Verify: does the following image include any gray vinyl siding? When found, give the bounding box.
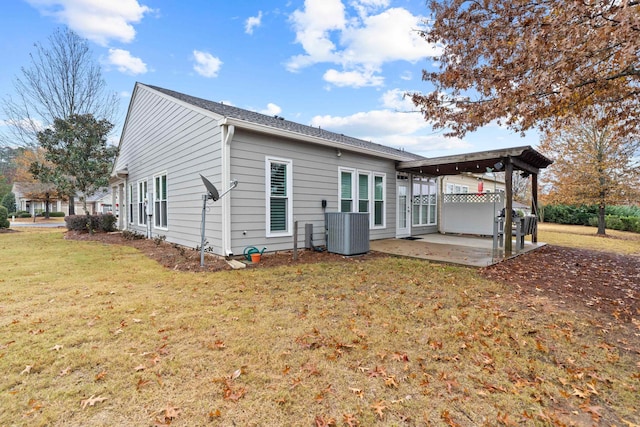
[227,128,397,255]
[115,84,404,256]
[114,85,224,250]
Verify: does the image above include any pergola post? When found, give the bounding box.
[504,159,513,257]
[531,173,538,243]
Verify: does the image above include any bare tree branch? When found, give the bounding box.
[1,27,119,148]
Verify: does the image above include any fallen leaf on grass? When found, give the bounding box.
[136,378,151,390]
[20,365,32,375]
[134,364,146,371]
[50,344,63,351]
[95,370,107,381]
[371,400,387,419]
[579,404,602,422]
[343,413,358,426]
[163,404,180,419]
[80,395,107,409]
[441,410,461,427]
[384,375,399,388]
[59,367,71,376]
[314,414,336,426]
[154,403,181,426]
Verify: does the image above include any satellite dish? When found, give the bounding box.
[200,174,219,201]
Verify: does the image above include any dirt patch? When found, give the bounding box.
[480,245,640,323]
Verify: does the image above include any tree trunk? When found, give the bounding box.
[68,194,75,215]
[597,203,606,235]
[45,192,50,219]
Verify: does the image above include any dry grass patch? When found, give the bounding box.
[538,222,640,254]
[1,230,639,426]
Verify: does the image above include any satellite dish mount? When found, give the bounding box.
[199,175,238,267]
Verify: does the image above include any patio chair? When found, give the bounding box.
[493,215,527,250]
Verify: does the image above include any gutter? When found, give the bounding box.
[220,122,235,256]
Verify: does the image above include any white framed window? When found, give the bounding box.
[339,167,386,229]
[137,180,147,226]
[339,168,355,213]
[373,173,385,227]
[128,183,134,225]
[445,183,469,194]
[358,171,370,214]
[412,176,437,226]
[266,157,293,237]
[154,173,168,229]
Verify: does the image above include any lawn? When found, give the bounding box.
[1,227,638,426]
[537,222,640,254]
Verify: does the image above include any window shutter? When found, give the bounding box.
[270,162,288,232]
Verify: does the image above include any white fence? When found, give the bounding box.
[441,193,504,236]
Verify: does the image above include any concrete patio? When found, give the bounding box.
[370,234,546,267]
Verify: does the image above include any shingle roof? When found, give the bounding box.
[145,84,423,161]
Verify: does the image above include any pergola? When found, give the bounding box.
[397,145,553,256]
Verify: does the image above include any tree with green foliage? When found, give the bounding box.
[0,175,11,201]
[33,114,117,215]
[1,192,16,213]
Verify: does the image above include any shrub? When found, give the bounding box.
[49,211,66,217]
[99,213,117,232]
[15,211,31,218]
[65,213,117,233]
[0,206,9,229]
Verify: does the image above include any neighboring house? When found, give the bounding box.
[12,182,58,215]
[110,83,552,256]
[12,182,112,215]
[442,173,505,195]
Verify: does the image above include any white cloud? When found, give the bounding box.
[259,103,282,116]
[382,134,471,155]
[311,109,428,136]
[26,0,152,45]
[287,0,346,72]
[307,87,470,155]
[323,68,383,87]
[2,118,45,133]
[341,8,438,65]
[107,49,147,74]
[192,50,223,78]
[380,88,416,111]
[350,0,390,18]
[287,1,441,88]
[400,71,413,81]
[245,11,263,34]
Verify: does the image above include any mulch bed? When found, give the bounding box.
[64,230,384,272]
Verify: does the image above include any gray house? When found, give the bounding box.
[110,83,551,256]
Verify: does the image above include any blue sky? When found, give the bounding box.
[0,0,539,158]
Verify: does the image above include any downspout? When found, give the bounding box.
[220,121,235,256]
